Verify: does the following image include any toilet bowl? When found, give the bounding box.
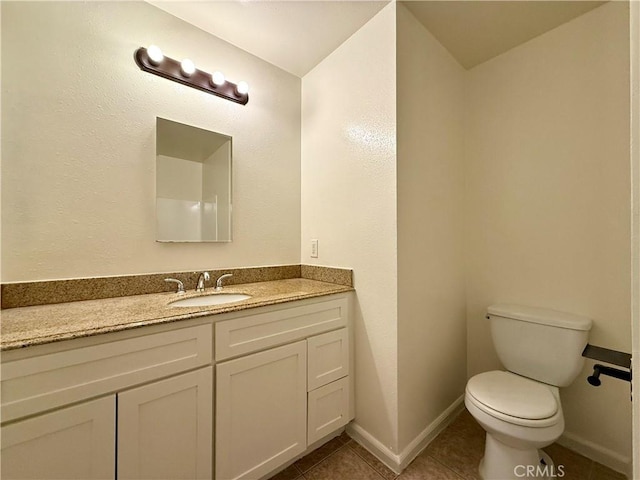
[465,371,564,479]
[466,305,592,480]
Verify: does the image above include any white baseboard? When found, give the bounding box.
[558,431,632,479]
[346,423,403,474]
[397,395,465,471]
[347,398,633,479]
[346,395,465,474]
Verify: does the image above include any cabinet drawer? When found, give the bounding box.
[307,328,349,391]
[1,324,212,423]
[215,296,347,361]
[308,377,350,445]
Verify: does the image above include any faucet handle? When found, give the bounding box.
[164,278,185,295]
[215,273,233,291]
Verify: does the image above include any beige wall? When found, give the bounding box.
[396,4,467,453]
[301,4,399,452]
[632,2,640,476]
[1,1,301,282]
[303,1,634,468]
[465,1,632,469]
[2,0,635,470]
[156,155,203,201]
[156,155,203,241]
[0,1,3,286]
[203,142,232,241]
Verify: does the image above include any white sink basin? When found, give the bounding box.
[170,293,251,307]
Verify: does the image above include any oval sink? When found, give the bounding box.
[170,293,251,307]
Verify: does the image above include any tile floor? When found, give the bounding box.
[269,409,627,480]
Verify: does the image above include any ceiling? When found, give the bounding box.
[157,118,230,162]
[402,1,607,69]
[148,1,389,77]
[150,1,607,76]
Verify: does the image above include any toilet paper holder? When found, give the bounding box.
[582,344,632,386]
[587,364,631,386]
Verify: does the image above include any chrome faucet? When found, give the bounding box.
[164,278,185,295]
[215,273,233,291]
[196,272,210,292]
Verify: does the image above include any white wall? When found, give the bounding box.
[3,0,635,470]
[301,4,399,452]
[396,4,467,453]
[630,2,640,477]
[203,142,232,241]
[157,155,203,202]
[1,0,5,286]
[1,1,301,282]
[156,154,203,241]
[465,2,632,470]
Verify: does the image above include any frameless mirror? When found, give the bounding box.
[156,117,232,242]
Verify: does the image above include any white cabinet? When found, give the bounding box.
[307,328,350,444]
[118,367,213,480]
[307,328,349,391]
[1,324,212,423]
[215,295,348,362]
[308,377,350,444]
[216,341,307,480]
[1,324,213,480]
[215,297,352,480]
[1,396,115,480]
[1,293,352,480]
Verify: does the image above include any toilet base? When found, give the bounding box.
[479,433,555,480]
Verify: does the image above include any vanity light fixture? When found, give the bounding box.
[236,81,249,95]
[134,45,249,105]
[211,71,225,86]
[147,45,164,65]
[180,58,196,77]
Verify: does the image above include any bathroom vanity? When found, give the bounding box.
[0,281,353,480]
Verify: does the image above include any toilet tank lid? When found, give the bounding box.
[488,304,592,331]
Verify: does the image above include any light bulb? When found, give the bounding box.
[211,71,225,86]
[180,59,196,77]
[236,81,249,95]
[147,45,163,65]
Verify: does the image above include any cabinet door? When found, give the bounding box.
[216,341,307,480]
[1,395,115,480]
[117,367,213,480]
[308,377,350,444]
[307,328,349,391]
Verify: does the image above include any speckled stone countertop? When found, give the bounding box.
[0,279,353,351]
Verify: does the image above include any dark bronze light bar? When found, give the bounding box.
[134,46,249,105]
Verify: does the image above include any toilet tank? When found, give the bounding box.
[488,304,592,387]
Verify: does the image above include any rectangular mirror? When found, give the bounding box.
[156,117,232,242]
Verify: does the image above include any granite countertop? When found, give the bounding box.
[0,278,353,351]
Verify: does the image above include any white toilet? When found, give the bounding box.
[465,304,592,480]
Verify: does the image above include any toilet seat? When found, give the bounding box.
[466,371,560,428]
